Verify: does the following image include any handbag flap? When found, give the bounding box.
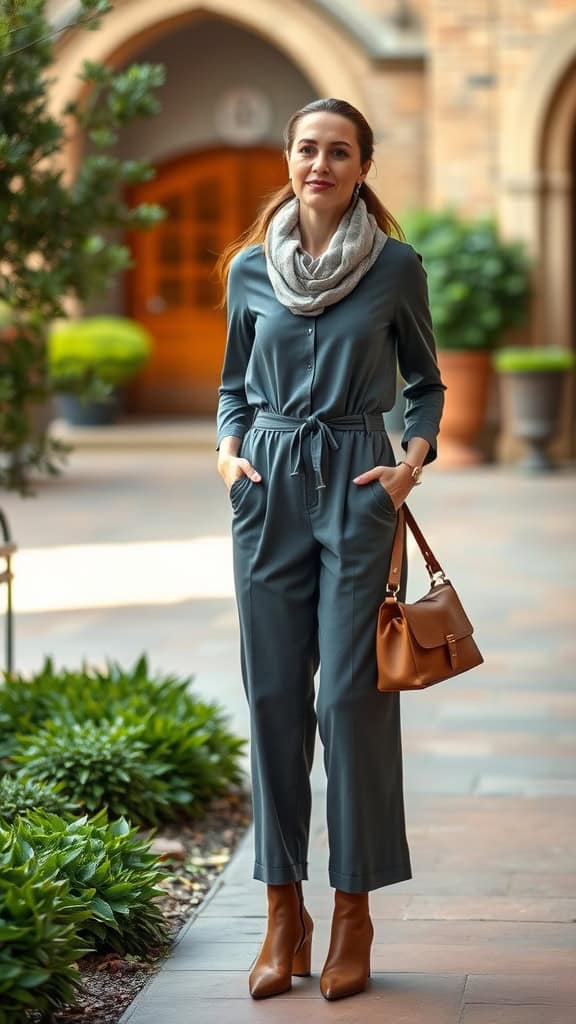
[400,581,475,649]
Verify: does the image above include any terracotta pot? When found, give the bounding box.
[437,350,493,466]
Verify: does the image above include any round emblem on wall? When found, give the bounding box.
[214,87,273,144]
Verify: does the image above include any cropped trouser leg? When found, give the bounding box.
[313,493,412,892]
[231,446,320,883]
[230,425,412,892]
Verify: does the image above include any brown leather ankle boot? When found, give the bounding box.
[320,889,373,1000]
[249,881,313,999]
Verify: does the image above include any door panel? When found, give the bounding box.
[126,147,286,414]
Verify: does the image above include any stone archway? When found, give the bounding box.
[499,16,576,454]
[50,0,367,123]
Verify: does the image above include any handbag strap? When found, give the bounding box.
[387,501,446,593]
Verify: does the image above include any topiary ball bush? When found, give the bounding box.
[48,316,153,388]
[492,345,576,373]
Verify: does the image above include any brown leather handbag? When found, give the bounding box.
[375,503,484,691]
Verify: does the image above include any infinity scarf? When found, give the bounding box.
[264,195,388,317]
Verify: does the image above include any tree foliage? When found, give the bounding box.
[0,0,165,493]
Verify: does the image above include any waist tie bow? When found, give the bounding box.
[250,410,388,492]
[288,415,340,491]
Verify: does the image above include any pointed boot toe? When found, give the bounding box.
[320,964,371,1001]
[249,965,292,999]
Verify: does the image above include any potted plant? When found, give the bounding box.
[49,317,153,426]
[492,345,575,471]
[401,208,531,465]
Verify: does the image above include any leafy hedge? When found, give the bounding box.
[0,654,247,1020]
[0,829,92,1024]
[0,807,169,1024]
[0,654,246,824]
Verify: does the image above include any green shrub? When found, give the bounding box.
[134,701,246,804]
[0,654,246,825]
[48,316,153,388]
[11,718,179,825]
[0,806,169,1022]
[492,345,576,372]
[0,773,79,824]
[0,825,93,1024]
[400,207,531,350]
[5,808,170,956]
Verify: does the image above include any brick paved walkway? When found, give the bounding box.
[1,434,575,1023]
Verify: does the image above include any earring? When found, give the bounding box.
[354,182,362,200]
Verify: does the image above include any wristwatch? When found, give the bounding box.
[397,460,423,485]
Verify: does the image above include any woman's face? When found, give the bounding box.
[286,111,371,214]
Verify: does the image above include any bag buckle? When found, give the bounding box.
[385,582,400,601]
[446,633,458,667]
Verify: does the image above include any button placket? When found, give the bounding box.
[306,323,314,374]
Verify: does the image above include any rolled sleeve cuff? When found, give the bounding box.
[215,429,247,452]
[401,423,441,465]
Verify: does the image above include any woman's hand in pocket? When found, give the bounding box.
[352,464,414,511]
[218,455,261,492]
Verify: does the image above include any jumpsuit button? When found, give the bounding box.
[306,363,312,371]
[307,327,313,334]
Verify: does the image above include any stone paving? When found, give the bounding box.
[1,431,575,1023]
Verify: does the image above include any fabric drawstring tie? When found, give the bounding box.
[288,415,340,490]
[250,411,389,492]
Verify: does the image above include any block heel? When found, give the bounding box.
[292,930,312,976]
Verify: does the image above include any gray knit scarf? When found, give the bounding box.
[264,195,388,317]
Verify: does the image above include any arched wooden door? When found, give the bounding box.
[126,147,286,415]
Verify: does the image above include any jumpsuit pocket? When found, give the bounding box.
[369,477,398,516]
[227,473,259,516]
[229,474,252,510]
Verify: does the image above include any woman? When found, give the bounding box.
[215,97,446,1001]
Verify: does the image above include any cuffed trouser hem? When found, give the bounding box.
[253,860,308,884]
[329,863,412,893]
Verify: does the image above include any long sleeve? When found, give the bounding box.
[215,251,256,451]
[393,245,447,465]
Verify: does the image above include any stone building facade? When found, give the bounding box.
[48,0,576,451]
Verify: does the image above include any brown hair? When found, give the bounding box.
[213,97,405,308]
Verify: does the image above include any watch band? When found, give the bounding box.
[397,460,423,484]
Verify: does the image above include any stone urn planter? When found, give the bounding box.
[53,390,123,427]
[492,346,575,470]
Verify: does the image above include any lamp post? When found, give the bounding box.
[0,508,16,674]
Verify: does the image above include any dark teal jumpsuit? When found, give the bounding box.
[216,238,446,893]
